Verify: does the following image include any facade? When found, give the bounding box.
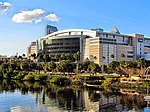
[0,55,7,61]
[27,42,37,59]
[37,27,150,65]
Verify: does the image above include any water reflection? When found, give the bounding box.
[0,80,149,112]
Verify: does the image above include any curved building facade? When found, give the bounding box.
[37,28,150,65]
[37,29,95,61]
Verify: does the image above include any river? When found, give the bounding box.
[0,80,149,112]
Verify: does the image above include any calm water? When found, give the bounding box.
[0,80,149,112]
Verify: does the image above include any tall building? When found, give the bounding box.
[27,42,36,59]
[45,25,58,36]
[37,27,150,65]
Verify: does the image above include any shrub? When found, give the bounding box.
[34,73,47,81]
[50,76,71,86]
[23,73,35,81]
[14,71,25,80]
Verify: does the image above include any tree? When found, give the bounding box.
[14,55,18,61]
[107,61,120,73]
[54,54,60,62]
[36,62,42,73]
[43,63,49,73]
[102,56,105,60]
[102,56,105,73]
[88,62,100,74]
[74,51,80,62]
[120,53,125,61]
[22,54,26,59]
[56,60,71,74]
[18,55,23,60]
[94,56,97,61]
[65,53,74,61]
[43,54,51,62]
[31,53,36,60]
[48,61,56,73]
[83,58,90,71]
[61,53,66,60]
[137,58,146,77]
[110,54,115,59]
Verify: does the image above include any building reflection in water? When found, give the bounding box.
[0,80,148,112]
[34,87,146,112]
[144,84,150,112]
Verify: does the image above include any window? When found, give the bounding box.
[106,34,108,37]
[69,32,71,35]
[127,55,133,58]
[113,35,115,39]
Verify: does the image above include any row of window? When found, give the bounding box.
[46,50,78,54]
[45,46,80,50]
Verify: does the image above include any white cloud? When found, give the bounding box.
[45,13,60,22]
[12,9,46,23]
[0,2,12,14]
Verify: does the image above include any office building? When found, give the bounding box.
[37,27,150,65]
[45,25,58,36]
[27,42,37,59]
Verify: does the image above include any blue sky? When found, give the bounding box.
[0,0,150,56]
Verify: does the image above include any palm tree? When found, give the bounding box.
[74,51,80,62]
[54,54,59,62]
[37,53,43,62]
[137,58,146,77]
[22,54,26,60]
[120,53,125,61]
[61,53,66,60]
[43,54,51,62]
[110,54,115,62]
[102,56,105,73]
[49,61,56,74]
[18,55,23,60]
[31,53,36,60]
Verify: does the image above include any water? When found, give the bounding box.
[0,80,149,112]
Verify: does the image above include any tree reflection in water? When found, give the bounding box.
[0,80,148,112]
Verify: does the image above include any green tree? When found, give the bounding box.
[61,53,66,60]
[65,53,74,61]
[88,62,100,74]
[107,61,120,73]
[56,60,74,74]
[36,62,42,73]
[31,53,36,59]
[102,56,105,73]
[43,54,51,62]
[74,51,80,62]
[83,58,90,71]
[48,61,56,73]
[137,58,146,77]
[94,56,97,61]
[22,54,26,58]
[120,53,125,61]
[18,56,23,60]
[110,54,115,59]
[54,54,60,62]
[37,53,43,62]
[43,63,49,73]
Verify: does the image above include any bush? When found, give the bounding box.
[23,73,35,81]
[34,73,47,81]
[14,71,25,80]
[50,76,71,86]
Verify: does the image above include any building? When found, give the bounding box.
[37,27,150,65]
[27,42,37,59]
[45,25,58,36]
[0,55,8,61]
